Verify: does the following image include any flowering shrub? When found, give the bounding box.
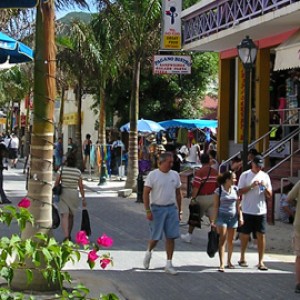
[0,203,116,299]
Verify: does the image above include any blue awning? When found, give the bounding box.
[159,119,218,129]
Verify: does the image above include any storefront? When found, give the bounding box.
[181,0,300,163]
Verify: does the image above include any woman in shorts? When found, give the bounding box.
[211,171,243,272]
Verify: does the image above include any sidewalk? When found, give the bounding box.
[1,166,298,299]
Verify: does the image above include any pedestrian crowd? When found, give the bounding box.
[142,148,276,278]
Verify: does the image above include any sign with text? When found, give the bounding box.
[153,55,191,75]
[161,0,182,50]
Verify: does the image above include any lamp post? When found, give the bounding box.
[237,36,258,171]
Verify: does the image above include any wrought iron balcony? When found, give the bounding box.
[183,0,299,46]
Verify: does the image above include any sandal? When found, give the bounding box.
[238,260,248,268]
[226,264,235,269]
[218,267,225,272]
[258,264,268,271]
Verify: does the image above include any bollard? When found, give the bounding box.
[136,173,144,203]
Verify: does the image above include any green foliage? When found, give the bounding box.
[0,205,118,300]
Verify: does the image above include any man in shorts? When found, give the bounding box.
[181,153,218,243]
[287,180,300,293]
[238,155,272,271]
[143,152,182,275]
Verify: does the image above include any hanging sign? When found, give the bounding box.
[161,0,182,50]
[0,1,39,8]
[153,55,191,74]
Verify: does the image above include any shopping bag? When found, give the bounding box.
[81,209,91,236]
[207,227,219,258]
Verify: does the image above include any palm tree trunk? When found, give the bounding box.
[98,86,106,145]
[75,83,84,170]
[125,58,140,191]
[57,86,65,138]
[11,0,59,291]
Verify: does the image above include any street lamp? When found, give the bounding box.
[237,36,258,170]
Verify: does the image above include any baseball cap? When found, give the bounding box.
[252,155,264,167]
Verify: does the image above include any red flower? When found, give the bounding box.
[18,197,31,208]
[97,234,113,248]
[88,250,99,262]
[75,231,89,245]
[100,258,111,269]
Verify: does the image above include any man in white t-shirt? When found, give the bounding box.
[143,152,182,275]
[237,155,272,271]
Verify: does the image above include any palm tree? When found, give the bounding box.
[100,0,161,190]
[10,0,88,292]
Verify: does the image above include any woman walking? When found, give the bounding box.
[54,153,86,241]
[211,171,242,272]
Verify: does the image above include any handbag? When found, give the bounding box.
[52,204,60,229]
[207,227,219,258]
[187,167,212,228]
[52,184,62,195]
[188,204,202,228]
[53,167,63,195]
[81,209,91,236]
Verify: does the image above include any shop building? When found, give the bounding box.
[181,0,300,177]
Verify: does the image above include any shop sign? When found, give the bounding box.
[237,62,250,144]
[153,55,191,75]
[161,0,182,50]
[63,112,84,125]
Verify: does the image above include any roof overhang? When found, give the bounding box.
[182,1,300,53]
[274,30,300,70]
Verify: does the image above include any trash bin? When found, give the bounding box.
[136,173,144,203]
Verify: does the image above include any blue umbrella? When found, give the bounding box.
[0,1,38,8]
[120,119,165,133]
[0,32,34,64]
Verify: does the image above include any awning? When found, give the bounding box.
[274,29,300,71]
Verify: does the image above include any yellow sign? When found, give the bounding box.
[63,112,83,125]
[163,35,181,49]
[0,118,6,125]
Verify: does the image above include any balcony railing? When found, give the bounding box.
[183,0,299,45]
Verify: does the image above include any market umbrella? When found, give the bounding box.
[0,32,34,64]
[120,119,165,133]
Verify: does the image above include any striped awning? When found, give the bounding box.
[274,29,300,71]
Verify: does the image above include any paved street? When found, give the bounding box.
[0,164,298,299]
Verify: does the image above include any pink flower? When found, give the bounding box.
[100,258,111,269]
[88,250,99,262]
[18,197,31,208]
[75,231,89,245]
[97,234,113,248]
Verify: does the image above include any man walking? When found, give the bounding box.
[238,155,272,270]
[143,152,182,275]
[181,153,218,243]
[286,180,300,293]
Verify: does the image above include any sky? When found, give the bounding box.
[56,0,97,19]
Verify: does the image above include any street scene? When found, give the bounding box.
[0,163,297,300]
[1,0,300,299]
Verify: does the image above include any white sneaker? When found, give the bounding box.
[143,251,152,269]
[165,265,178,275]
[181,233,192,243]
